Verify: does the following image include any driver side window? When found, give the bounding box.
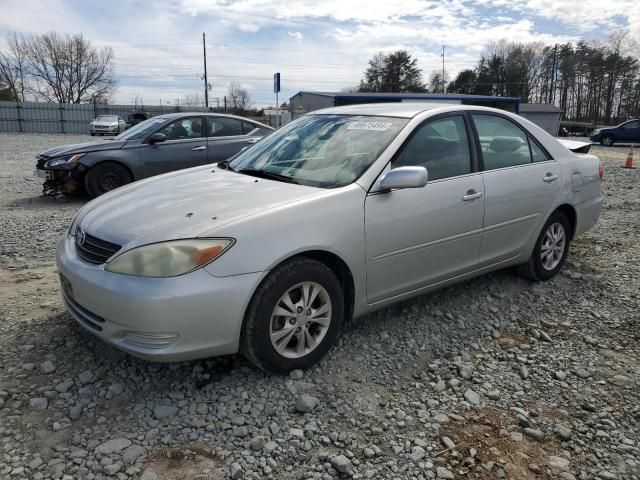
[392,115,472,181]
[159,117,203,140]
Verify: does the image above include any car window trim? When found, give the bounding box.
[368,111,478,194]
[466,111,555,171]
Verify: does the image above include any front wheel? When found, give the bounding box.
[517,211,570,281]
[241,258,344,373]
[600,135,614,146]
[84,162,132,198]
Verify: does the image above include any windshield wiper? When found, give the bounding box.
[236,168,298,184]
[217,159,235,171]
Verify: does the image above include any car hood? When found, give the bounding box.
[76,166,327,248]
[92,122,117,126]
[39,140,126,157]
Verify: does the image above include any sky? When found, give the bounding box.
[1,0,639,107]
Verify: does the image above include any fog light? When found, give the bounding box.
[123,332,179,349]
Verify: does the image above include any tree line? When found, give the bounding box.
[353,30,639,125]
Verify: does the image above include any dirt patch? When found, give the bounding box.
[440,408,567,479]
[138,444,224,480]
[495,331,530,348]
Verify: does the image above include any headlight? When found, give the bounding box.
[45,153,86,168]
[105,239,234,277]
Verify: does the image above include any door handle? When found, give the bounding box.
[246,137,261,144]
[543,173,558,183]
[192,146,207,151]
[462,190,483,201]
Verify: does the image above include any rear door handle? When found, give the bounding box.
[543,173,558,183]
[192,146,207,151]
[246,137,261,144]
[462,190,483,201]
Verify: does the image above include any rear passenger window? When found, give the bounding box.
[392,115,471,181]
[530,140,550,162]
[242,121,256,134]
[472,115,531,170]
[208,117,244,137]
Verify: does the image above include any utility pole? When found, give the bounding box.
[224,96,227,112]
[549,44,558,105]
[202,32,209,108]
[441,45,446,93]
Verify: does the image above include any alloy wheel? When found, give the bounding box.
[269,281,332,359]
[540,222,566,271]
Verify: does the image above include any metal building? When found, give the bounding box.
[518,103,563,136]
[289,92,562,136]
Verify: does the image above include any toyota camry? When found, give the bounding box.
[57,103,603,372]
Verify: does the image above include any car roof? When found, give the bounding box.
[155,112,273,129]
[309,102,507,118]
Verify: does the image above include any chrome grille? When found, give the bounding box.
[75,230,122,265]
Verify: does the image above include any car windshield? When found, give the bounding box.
[228,115,407,188]
[96,115,117,122]
[115,117,167,141]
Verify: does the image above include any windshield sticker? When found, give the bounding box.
[346,121,393,131]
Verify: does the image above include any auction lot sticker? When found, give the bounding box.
[347,121,393,131]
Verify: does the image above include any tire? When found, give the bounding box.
[84,162,132,198]
[90,133,95,136]
[517,211,570,281]
[241,257,344,373]
[600,135,614,146]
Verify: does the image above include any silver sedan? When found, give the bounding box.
[57,104,603,372]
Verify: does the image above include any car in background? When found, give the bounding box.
[127,110,151,126]
[37,113,274,197]
[57,104,603,372]
[90,115,127,136]
[589,119,640,146]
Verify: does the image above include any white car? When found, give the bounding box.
[58,104,603,372]
[90,115,126,136]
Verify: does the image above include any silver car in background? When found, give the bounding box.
[57,104,603,372]
[90,115,127,136]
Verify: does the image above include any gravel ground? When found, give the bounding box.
[0,133,638,480]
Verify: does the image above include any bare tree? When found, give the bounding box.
[182,93,206,107]
[0,32,28,101]
[227,81,251,112]
[23,32,116,103]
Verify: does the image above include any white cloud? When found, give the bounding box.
[1,0,639,105]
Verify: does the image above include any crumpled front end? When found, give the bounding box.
[36,154,86,197]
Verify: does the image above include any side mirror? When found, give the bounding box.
[149,133,166,144]
[379,166,428,190]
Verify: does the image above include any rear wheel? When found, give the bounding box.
[84,162,132,198]
[241,258,344,373]
[517,211,570,281]
[600,135,614,146]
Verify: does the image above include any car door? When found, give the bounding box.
[471,113,561,266]
[364,114,484,303]
[141,116,207,177]
[619,120,640,142]
[206,117,263,162]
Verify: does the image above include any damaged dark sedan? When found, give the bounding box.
[35,112,273,198]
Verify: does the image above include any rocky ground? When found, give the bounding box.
[0,133,638,480]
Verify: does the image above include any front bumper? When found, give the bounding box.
[56,234,264,362]
[90,125,118,134]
